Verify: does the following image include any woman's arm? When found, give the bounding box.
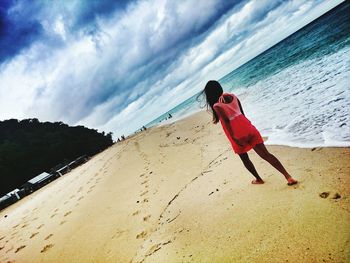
[237,99,245,116]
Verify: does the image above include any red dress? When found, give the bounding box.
[213,93,263,154]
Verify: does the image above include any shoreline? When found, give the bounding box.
[1,110,349,263]
[148,110,350,149]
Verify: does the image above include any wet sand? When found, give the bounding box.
[0,111,349,263]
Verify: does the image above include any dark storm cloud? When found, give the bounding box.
[0,0,44,63]
[0,0,136,64]
[73,0,134,30]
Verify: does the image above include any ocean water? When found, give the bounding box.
[146,2,350,148]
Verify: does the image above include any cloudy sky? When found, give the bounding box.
[0,0,343,138]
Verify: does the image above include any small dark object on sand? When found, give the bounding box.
[176,136,180,140]
[332,193,341,199]
[319,192,330,198]
[4,215,7,218]
[311,148,316,151]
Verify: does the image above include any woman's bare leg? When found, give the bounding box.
[239,153,264,184]
[253,143,297,185]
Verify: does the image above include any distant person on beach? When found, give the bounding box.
[200,80,297,185]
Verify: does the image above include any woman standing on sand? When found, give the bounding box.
[201,80,297,186]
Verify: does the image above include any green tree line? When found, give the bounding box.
[0,118,114,196]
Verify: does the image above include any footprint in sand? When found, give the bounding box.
[141,180,148,185]
[143,215,151,221]
[21,224,28,229]
[50,213,57,218]
[147,244,162,255]
[132,211,140,216]
[6,247,14,253]
[136,231,148,239]
[0,236,4,241]
[30,232,39,239]
[140,173,145,178]
[15,245,26,253]
[69,195,75,199]
[64,211,72,217]
[12,224,19,229]
[319,192,330,198]
[142,198,149,203]
[112,230,125,239]
[140,190,148,196]
[77,196,84,201]
[40,244,54,253]
[45,234,53,240]
[60,221,66,225]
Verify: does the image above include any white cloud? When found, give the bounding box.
[0,0,344,138]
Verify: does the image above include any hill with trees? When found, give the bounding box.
[0,118,114,196]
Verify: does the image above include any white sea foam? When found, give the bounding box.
[238,46,350,148]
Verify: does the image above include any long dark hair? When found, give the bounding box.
[197,80,223,124]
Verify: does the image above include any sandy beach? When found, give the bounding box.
[1,111,349,263]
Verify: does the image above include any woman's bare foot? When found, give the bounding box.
[251,179,264,184]
[287,178,298,186]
